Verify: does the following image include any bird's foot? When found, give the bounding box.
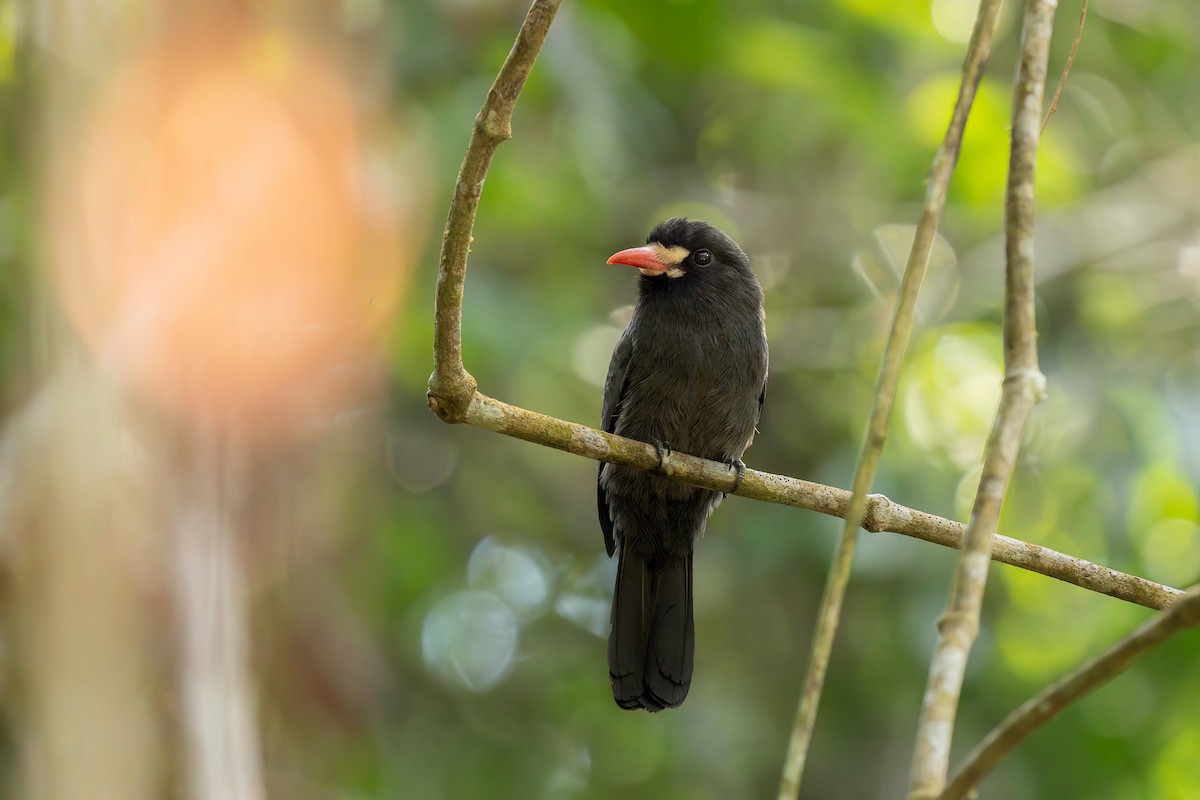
[653,440,672,473]
[726,459,746,494]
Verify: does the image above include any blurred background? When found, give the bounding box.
[1,0,1199,798]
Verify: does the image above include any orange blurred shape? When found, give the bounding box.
[47,18,404,442]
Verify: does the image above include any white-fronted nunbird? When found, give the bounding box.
[599,217,768,711]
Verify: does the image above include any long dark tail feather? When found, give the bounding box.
[608,548,694,712]
[608,546,649,709]
[644,554,693,709]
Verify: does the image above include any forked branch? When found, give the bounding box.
[940,587,1200,800]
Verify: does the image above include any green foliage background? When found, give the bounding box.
[4,0,1200,797]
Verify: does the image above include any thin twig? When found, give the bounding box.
[1042,0,1087,133]
[457,391,1181,610]
[777,2,1004,796]
[939,587,1200,800]
[908,1,1058,797]
[428,0,564,421]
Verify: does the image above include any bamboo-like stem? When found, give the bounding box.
[428,0,564,421]
[908,2,1058,796]
[939,587,1200,799]
[777,2,1004,795]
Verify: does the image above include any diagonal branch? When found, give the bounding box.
[778,2,1004,795]
[939,587,1200,800]
[908,1,1058,796]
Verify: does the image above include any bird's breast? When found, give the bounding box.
[616,312,765,461]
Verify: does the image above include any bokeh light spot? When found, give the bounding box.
[387,427,459,492]
[572,325,624,388]
[903,324,1003,467]
[421,590,518,692]
[1135,518,1200,587]
[931,0,979,43]
[46,19,403,442]
[1128,463,1198,530]
[467,537,551,620]
[555,555,616,638]
[851,224,959,322]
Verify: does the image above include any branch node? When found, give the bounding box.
[427,368,478,423]
[936,609,980,643]
[1004,367,1048,402]
[479,107,512,140]
[1177,591,1200,627]
[863,493,894,532]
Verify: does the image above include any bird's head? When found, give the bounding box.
[606,218,752,286]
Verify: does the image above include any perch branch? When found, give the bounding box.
[429,0,564,421]
[778,2,1004,796]
[939,587,1200,800]
[908,1,1058,796]
[458,392,1181,610]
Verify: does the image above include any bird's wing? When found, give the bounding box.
[754,343,769,434]
[598,325,635,557]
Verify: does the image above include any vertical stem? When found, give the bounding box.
[429,0,564,420]
[13,372,162,800]
[907,1,1057,796]
[777,2,1004,796]
[174,440,264,800]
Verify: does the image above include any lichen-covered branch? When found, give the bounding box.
[462,392,1181,610]
[778,2,1004,795]
[940,587,1200,800]
[908,2,1058,796]
[428,0,564,421]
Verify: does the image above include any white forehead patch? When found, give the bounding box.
[647,242,689,279]
[652,243,690,265]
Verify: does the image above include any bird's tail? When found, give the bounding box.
[608,547,694,711]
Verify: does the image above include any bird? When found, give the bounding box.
[598,217,768,711]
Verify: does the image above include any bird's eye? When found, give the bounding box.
[693,249,712,266]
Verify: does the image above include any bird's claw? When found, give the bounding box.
[653,440,672,472]
[727,459,746,494]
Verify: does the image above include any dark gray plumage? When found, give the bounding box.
[598,218,768,711]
